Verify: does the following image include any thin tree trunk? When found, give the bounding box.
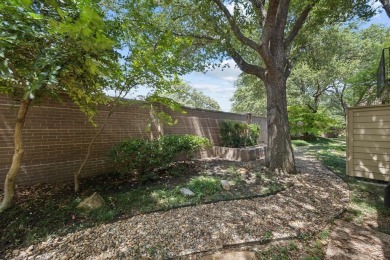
[74,89,130,192]
[74,110,113,193]
[0,98,31,213]
[264,74,296,175]
[149,104,164,139]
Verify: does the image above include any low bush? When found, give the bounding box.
[109,135,210,181]
[219,120,260,148]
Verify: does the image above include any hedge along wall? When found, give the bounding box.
[162,106,267,145]
[0,94,267,186]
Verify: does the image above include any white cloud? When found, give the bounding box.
[181,58,243,112]
[203,59,241,83]
[191,83,234,94]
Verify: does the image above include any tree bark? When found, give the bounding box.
[74,110,112,193]
[149,104,164,139]
[380,0,390,19]
[264,72,296,175]
[0,98,31,213]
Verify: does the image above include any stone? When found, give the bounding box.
[77,192,105,210]
[221,180,231,191]
[237,168,249,178]
[228,180,236,186]
[180,188,195,197]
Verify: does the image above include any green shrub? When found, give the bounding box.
[109,135,210,181]
[219,120,260,148]
[288,105,336,140]
[324,118,345,138]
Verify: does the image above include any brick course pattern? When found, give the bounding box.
[0,94,267,186]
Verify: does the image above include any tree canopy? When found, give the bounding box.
[231,24,390,124]
[0,0,200,211]
[160,82,221,111]
[0,0,122,116]
[134,0,376,174]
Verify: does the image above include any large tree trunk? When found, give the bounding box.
[0,98,31,213]
[264,73,296,175]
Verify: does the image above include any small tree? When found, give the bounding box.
[0,0,121,212]
[141,93,186,138]
[288,105,335,140]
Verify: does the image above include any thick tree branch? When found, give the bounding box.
[274,0,290,40]
[284,2,315,47]
[261,0,279,46]
[259,0,281,69]
[307,103,317,113]
[229,48,266,81]
[249,0,267,26]
[211,0,260,53]
[380,0,390,19]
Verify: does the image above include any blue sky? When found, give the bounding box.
[113,8,390,112]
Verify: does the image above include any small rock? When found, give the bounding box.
[341,197,349,203]
[228,180,236,186]
[237,168,249,178]
[27,245,34,252]
[12,249,19,256]
[60,255,69,260]
[221,180,231,191]
[77,192,105,210]
[180,188,195,197]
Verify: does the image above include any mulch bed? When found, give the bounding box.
[3,153,350,259]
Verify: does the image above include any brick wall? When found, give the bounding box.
[0,94,267,186]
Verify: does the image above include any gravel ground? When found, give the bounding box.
[325,220,390,259]
[6,152,349,259]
